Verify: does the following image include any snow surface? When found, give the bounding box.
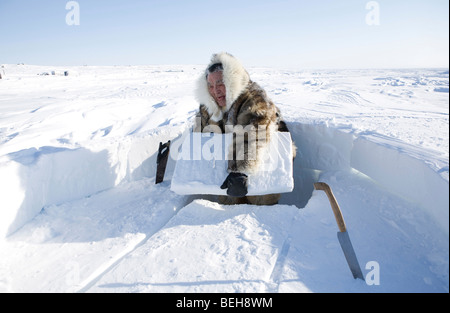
[0,64,448,293]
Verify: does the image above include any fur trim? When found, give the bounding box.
[195,52,250,118]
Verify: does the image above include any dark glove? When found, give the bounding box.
[220,172,248,197]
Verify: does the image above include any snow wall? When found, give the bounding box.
[0,126,183,239]
[0,122,448,239]
[288,123,449,236]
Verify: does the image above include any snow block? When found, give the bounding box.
[170,132,294,196]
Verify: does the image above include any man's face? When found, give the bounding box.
[207,71,226,108]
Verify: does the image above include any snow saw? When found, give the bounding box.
[314,182,364,280]
[155,140,171,184]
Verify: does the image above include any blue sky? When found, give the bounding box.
[0,0,448,68]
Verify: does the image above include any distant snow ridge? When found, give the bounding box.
[1,121,448,239]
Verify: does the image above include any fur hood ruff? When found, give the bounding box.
[195,52,250,122]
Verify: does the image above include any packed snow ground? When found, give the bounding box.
[0,64,448,293]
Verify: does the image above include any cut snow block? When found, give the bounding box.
[170,132,294,196]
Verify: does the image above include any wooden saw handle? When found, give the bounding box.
[314,182,347,233]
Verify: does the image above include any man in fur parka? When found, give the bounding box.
[194,52,295,205]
